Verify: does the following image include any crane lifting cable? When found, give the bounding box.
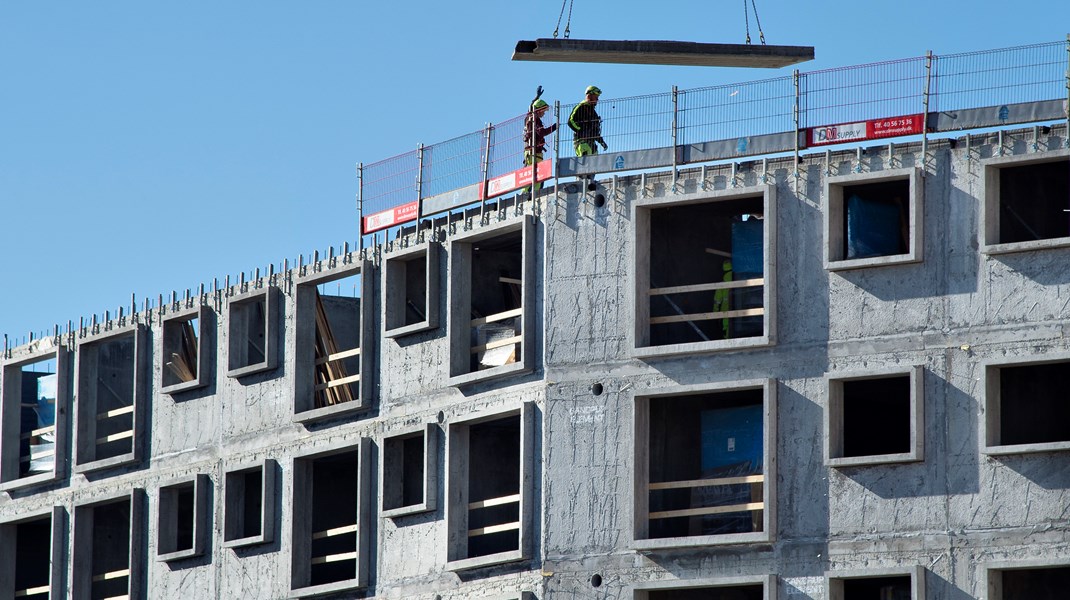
[514,0,812,68]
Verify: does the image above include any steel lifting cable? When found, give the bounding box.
[743,0,766,44]
[553,0,575,39]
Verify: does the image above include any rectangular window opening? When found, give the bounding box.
[291,444,368,595]
[384,244,439,337]
[447,406,534,570]
[227,289,277,377]
[468,231,524,373]
[1,355,60,487]
[842,576,911,599]
[223,460,275,548]
[993,565,1070,600]
[157,474,207,561]
[992,361,1070,448]
[312,274,363,409]
[76,329,142,470]
[382,424,436,517]
[997,160,1070,244]
[78,498,135,600]
[161,307,210,393]
[647,198,766,347]
[644,390,765,541]
[0,513,56,600]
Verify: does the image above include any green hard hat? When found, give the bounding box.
[585,85,602,96]
[531,98,549,111]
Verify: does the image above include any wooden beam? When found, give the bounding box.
[471,307,523,328]
[649,502,765,520]
[649,278,764,296]
[649,474,764,490]
[468,493,521,510]
[650,307,764,325]
[468,521,521,537]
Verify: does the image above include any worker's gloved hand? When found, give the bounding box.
[600,141,609,150]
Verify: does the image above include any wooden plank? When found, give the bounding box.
[649,278,764,296]
[96,430,134,445]
[20,425,56,440]
[705,247,732,258]
[311,524,358,540]
[14,585,50,597]
[468,521,521,537]
[20,449,55,464]
[91,568,130,582]
[470,307,523,327]
[310,551,358,565]
[97,405,134,420]
[650,307,763,325]
[313,290,356,407]
[469,335,522,354]
[649,474,764,491]
[99,596,130,600]
[649,502,764,520]
[468,493,521,510]
[315,346,361,366]
[498,276,522,286]
[314,373,361,392]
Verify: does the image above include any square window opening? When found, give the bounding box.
[646,584,764,600]
[993,362,1070,447]
[157,474,207,561]
[384,245,439,336]
[995,160,1070,245]
[841,376,911,458]
[992,566,1070,600]
[223,460,275,548]
[1,355,60,486]
[75,330,142,469]
[382,425,436,516]
[839,180,911,260]
[75,497,137,600]
[643,390,765,541]
[227,290,277,376]
[291,444,368,594]
[647,198,766,347]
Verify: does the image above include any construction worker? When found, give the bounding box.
[522,98,557,194]
[568,85,607,157]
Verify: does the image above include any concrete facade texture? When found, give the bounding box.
[1,123,1069,599]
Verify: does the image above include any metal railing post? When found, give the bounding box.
[793,69,801,194]
[554,101,561,207]
[480,123,493,220]
[357,162,364,250]
[415,143,425,237]
[921,50,934,172]
[1065,34,1069,147]
[671,85,679,192]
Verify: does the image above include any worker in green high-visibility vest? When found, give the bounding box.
[568,85,608,157]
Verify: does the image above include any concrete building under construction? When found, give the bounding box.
[1,39,1070,600]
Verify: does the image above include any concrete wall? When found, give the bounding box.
[1,123,1069,599]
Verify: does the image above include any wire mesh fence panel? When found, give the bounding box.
[678,76,795,145]
[800,57,929,128]
[559,92,674,155]
[421,129,486,198]
[361,150,420,219]
[486,114,527,180]
[931,41,1067,114]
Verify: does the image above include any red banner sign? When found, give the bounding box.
[481,159,553,200]
[362,201,418,235]
[808,114,924,147]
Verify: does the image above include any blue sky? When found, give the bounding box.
[1,1,1067,344]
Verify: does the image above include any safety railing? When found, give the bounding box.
[358,39,1070,238]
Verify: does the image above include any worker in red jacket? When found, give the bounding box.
[523,98,557,193]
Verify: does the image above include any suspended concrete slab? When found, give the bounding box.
[512,38,814,68]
